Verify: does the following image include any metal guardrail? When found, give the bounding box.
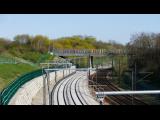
[0,69,44,105]
[0,56,17,64]
[96,91,160,98]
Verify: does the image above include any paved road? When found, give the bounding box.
[52,71,99,105]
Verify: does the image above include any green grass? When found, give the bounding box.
[93,56,111,66]
[0,51,54,92]
[0,64,39,91]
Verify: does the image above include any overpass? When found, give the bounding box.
[52,49,127,57]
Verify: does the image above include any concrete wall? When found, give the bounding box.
[9,66,76,105]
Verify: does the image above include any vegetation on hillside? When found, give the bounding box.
[0,34,124,63]
[0,34,124,91]
[1,33,160,103]
[0,64,38,91]
[126,32,160,88]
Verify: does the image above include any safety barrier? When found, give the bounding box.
[0,56,17,64]
[0,69,44,105]
[0,66,75,105]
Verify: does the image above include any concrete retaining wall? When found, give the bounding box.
[9,66,76,105]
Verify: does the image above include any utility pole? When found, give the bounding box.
[134,62,137,91]
[88,55,91,80]
[42,68,46,105]
[74,57,76,67]
[132,68,134,105]
[119,57,121,85]
[79,57,81,68]
[112,56,114,81]
[96,65,98,91]
[47,71,51,105]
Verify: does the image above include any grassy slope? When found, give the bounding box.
[0,51,55,91]
[0,64,39,91]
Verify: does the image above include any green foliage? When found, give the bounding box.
[54,36,96,49]
[1,34,124,64]
[37,53,54,64]
[0,34,124,90]
[0,38,11,53]
[22,52,41,63]
[0,64,38,91]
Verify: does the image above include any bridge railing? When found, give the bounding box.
[52,49,127,56]
[0,69,43,105]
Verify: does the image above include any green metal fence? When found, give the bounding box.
[0,69,43,105]
[0,56,17,64]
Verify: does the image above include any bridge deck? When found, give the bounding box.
[52,49,126,56]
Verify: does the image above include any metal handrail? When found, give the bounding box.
[96,90,160,97]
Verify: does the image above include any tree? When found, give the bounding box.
[14,34,31,45]
[0,38,11,53]
[32,35,50,53]
[127,32,160,86]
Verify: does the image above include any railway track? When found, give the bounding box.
[90,69,147,105]
[52,71,99,105]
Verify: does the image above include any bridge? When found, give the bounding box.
[51,49,125,70]
[52,49,127,57]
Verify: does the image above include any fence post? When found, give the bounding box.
[0,92,2,105]
[55,71,57,83]
[69,67,70,75]
[63,70,64,78]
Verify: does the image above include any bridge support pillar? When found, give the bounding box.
[88,55,93,68]
[88,55,94,80]
[91,56,94,68]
